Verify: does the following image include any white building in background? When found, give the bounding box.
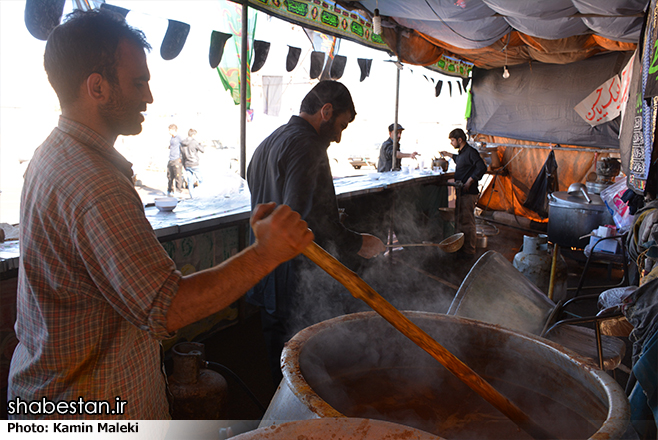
[0,0,467,224]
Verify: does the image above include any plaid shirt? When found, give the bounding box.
[9,117,181,419]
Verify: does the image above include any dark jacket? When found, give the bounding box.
[377,137,395,172]
[452,143,487,195]
[246,116,363,314]
[180,137,204,168]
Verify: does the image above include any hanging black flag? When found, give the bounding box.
[457,82,463,95]
[310,51,325,79]
[357,58,372,82]
[330,55,347,80]
[435,80,443,97]
[161,19,190,60]
[644,15,658,100]
[462,77,471,90]
[448,81,452,97]
[100,3,130,18]
[286,46,301,72]
[24,0,65,40]
[209,31,232,68]
[251,40,270,72]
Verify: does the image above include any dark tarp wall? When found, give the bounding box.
[467,51,633,149]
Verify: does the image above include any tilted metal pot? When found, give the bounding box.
[547,191,613,248]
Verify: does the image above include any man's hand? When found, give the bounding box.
[251,203,314,267]
[410,151,419,159]
[358,233,386,258]
[167,203,313,332]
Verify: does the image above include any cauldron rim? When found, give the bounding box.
[279,311,630,439]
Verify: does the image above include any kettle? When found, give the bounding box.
[432,157,449,172]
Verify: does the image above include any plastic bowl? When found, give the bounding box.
[154,197,178,212]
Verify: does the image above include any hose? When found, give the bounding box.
[205,361,267,414]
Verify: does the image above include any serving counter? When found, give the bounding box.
[0,170,454,415]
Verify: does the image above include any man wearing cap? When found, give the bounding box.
[377,123,419,172]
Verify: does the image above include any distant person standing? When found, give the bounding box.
[440,128,487,256]
[180,128,204,198]
[377,123,418,172]
[167,124,183,196]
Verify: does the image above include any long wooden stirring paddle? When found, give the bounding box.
[303,241,554,440]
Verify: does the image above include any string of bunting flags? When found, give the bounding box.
[23,0,470,99]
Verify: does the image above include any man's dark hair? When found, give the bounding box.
[44,9,151,108]
[449,128,467,142]
[300,80,356,122]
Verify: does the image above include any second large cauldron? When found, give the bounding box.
[547,191,613,248]
[261,312,629,440]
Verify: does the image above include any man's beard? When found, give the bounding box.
[99,85,144,136]
[318,115,339,144]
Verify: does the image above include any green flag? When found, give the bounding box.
[216,1,257,108]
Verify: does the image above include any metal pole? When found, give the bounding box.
[392,62,401,170]
[239,0,248,179]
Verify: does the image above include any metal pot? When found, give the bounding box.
[233,418,442,440]
[262,312,629,439]
[476,232,488,248]
[547,191,613,248]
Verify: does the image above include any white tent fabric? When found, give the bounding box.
[356,0,648,48]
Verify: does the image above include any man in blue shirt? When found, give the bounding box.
[441,128,487,256]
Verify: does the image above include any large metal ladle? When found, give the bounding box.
[568,182,592,203]
[302,241,554,440]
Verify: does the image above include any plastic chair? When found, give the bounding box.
[447,251,626,370]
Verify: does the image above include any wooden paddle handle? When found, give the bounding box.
[302,242,553,440]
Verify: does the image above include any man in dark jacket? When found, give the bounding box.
[180,128,204,198]
[247,81,386,383]
[441,128,487,255]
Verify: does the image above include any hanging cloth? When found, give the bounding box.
[251,40,270,72]
[357,58,372,82]
[286,46,301,72]
[522,149,559,218]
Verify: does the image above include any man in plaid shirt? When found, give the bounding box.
[7,10,313,419]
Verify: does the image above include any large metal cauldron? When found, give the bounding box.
[261,312,629,440]
[548,191,613,248]
[233,418,442,440]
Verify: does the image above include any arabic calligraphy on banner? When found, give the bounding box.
[630,0,658,194]
[247,0,472,78]
[574,67,633,127]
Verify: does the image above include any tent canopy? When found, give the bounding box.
[340,0,647,71]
